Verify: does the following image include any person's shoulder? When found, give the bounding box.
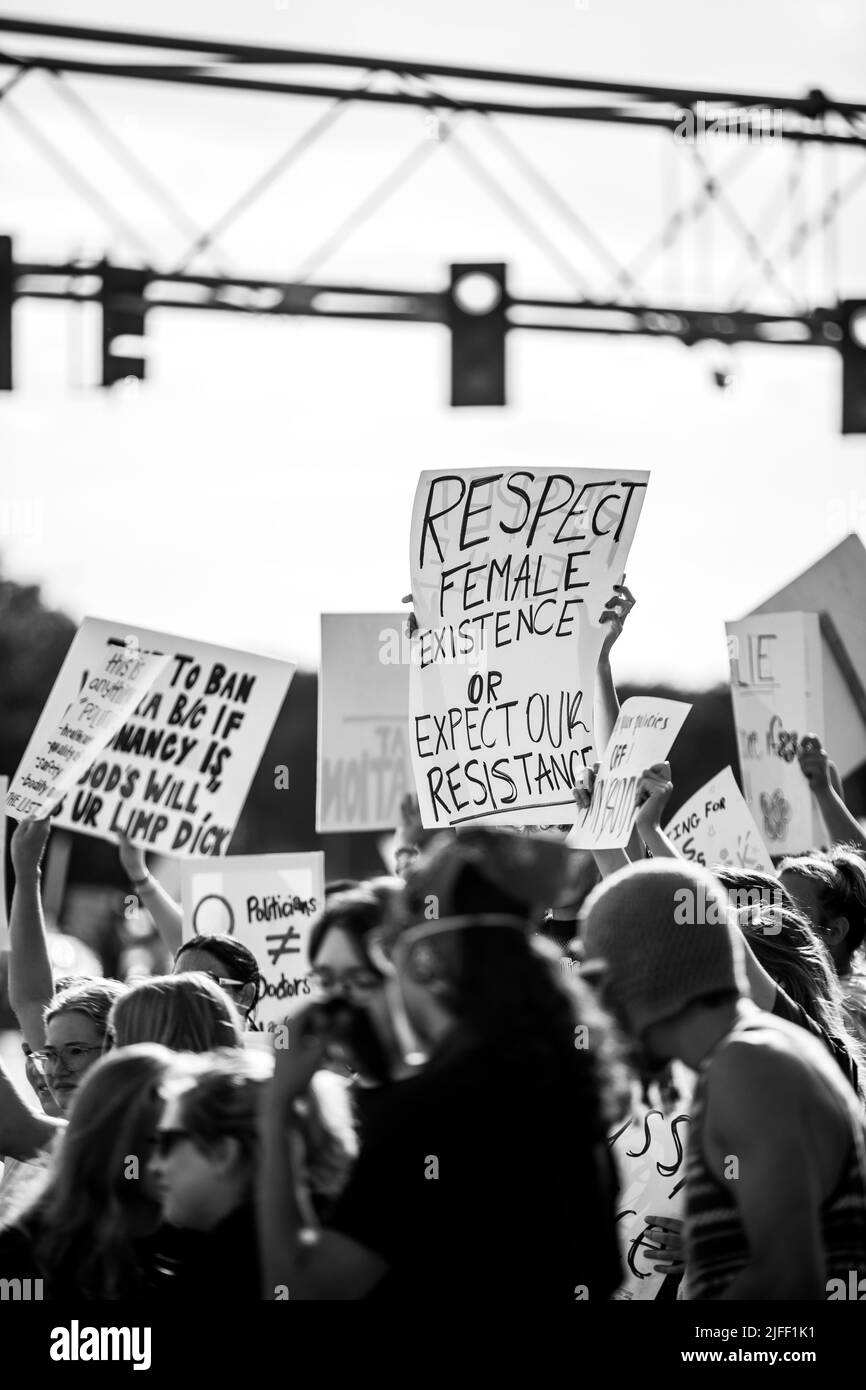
[710,1014,845,1101]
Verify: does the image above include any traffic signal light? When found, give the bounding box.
[839,301,866,435]
[101,262,149,386]
[448,263,507,407]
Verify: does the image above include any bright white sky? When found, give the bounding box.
[1,0,865,686]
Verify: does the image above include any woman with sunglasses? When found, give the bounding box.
[119,832,264,1027]
[172,935,262,1026]
[147,1048,356,1298]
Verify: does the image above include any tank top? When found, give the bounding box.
[683,1016,866,1300]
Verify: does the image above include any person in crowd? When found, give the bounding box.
[0,977,128,1166]
[257,830,626,1301]
[623,765,866,1091]
[145,1050,272,1298]
[172,935,262,1026]
[581,859,866,1299]
[780,847,866,1042]
[107,972,245,1053]
[119,833,264,1026]
[37,979,128,1116]
[0,1045,174,1296]
[738,900,865,1096]
[308,882,416,1110]
[0,973,101,1226]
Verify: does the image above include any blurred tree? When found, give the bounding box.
[0,571,76,774]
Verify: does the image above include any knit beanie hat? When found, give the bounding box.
[580,859,748,1038]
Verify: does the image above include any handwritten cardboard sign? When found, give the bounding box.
[408,468,649,828]
[609,1073,692,1301]
[180,852,324,1030]
[317,613,413,833]
[7,618,295,857]
[570,696,691,850]
[6,641,170,821]
[726,612,824,856]
[664,766,773,874]
[749,534,866,779]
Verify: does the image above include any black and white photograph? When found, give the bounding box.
[0,0,865,1364]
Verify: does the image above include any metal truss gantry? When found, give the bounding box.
[1,16,865,426]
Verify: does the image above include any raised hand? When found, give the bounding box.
[797,734,834,796]
[118,831,148,884]
[635,762,674,835]
[10,817,52,879]
[402,593,418,638]
[599,581,636,658]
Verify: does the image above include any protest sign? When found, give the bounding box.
[317,613,413,833]
[664,765,773,873]
[181,852,324,1030]
[7,618,295,857]
[726,611,824,856]
[749,534,866,779]
[408,468,650,828]
[0,778,7,949]
[569,696,691,850]
[6,642,170,821]
[609,1071,693,1301]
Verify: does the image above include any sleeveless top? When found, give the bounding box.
[683,1016,866,1300]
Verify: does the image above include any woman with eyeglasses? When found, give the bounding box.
[308,882,417,1108]
[0,1045,174,1297]
[0,977,129,1168]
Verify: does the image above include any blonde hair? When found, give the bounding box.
[108,972,244,1052]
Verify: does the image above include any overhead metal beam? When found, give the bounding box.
[6,252,850,347]
[0,15,862,116]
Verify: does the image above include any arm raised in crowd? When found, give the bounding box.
[258,1011,386,1300]
[596,582,645,864]
[634,763,678,860]
[8,818,55,1050]
[798,736,866,855]
[118,834,183,957]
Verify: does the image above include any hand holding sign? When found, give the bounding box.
[635,763,674,838]
[797,734,834,795]
[599,581,635,659]
[570,697,691,850]
[645,1214,685,1275]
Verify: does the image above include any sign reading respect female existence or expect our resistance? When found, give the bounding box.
[408,468,650,828]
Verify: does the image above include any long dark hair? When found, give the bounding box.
[28,1045,172,1298]
[400,921,629,1129]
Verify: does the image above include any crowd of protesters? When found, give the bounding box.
[1,585,866,1300]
